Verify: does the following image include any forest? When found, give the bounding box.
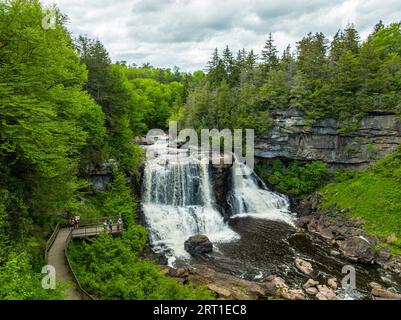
[1,0,401,300]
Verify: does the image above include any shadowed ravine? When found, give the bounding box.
[141,138,401,299]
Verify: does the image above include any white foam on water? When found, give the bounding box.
[229,160,295,226]
[142,139,238,264]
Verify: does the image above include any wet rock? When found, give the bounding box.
[316,285,337,300]
[305,287,318,296]
[295,258,313,275]
[379,255,401,275]
[186,265,268,300]
[157,253,169,266]
[338,236,375,263]
[211,162,233,219]
[160,266,172,276]
[369,282,381,289]
[184,235,213,256]
[303,279,319,289]
[168,267,191,278]
[376,248,391,263]
[264,276,305,300]
[330,250,341,256]
[296,215,314,228]
[327,278,338,290]
[286,289,306,300]
[370,282,401,300]
[207,284,232,299]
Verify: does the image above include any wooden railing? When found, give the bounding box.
[71,224,123,238]
[78,216,121,227]
[44,223,60,261]
[44,216,124,300]
[64,229,96,301]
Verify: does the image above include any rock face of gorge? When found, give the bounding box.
[255,109,401,168]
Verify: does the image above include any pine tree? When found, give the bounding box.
[261,33,279,75]
[343,24,360,54]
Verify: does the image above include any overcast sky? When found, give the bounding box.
[43,0,401,71]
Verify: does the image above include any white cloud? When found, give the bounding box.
[42,0,401,71]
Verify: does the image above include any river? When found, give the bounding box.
[140,136,401,299]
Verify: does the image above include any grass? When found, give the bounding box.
[320,172,401,254]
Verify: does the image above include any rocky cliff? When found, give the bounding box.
[255,110,401,168]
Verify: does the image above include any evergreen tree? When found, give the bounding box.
[261,33,279,75]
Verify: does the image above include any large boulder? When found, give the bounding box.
[338,236,375,263]
[184,235,213,256]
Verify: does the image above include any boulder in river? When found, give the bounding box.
[295,258,313,275]
[263,275,306,300]
[184,235,213,256]
[327,278,338,290]
[338,236,375,263]
[370,282,401,300]
[305,287,318,296]
[316,285,337,300]
[303,279,319,289]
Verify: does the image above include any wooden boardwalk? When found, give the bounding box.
[46,223,123,300]
[47,228,84,300]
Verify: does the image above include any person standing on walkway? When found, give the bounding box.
[117,217,123,232]
[74,216,80,229]
[103,220,108,232]
[108,219,113,233]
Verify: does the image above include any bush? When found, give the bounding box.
[255,160,329,197]
[68,231,214,300]
[0,252,66,300]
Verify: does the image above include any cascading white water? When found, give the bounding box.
[229,160,294,225]
[142,137,294,264]
[142,138,238,264]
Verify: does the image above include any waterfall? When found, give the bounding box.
[142,137,294,264]
[142,139,238,264]
[228,160,294,225]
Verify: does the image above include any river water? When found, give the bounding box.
[141,137,401,299]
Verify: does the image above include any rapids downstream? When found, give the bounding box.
[141,136,401,300]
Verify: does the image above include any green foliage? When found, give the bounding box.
[256,160,329,197]
[68,232,214,300]
[68,171,213,300]
[75,37,144,174]
[0,252,65,300]
[0,0,106,246]
[321,148,401,254]
[180,23,401,133]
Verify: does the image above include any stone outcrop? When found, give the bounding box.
[210,161,233,220]
[295,200,401,274]
[184,235,213,256]
[160,265,306,300]
[296,213,376,264]
[85,159,117,192]
[370,282,401,300]
[255,109,401,168]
